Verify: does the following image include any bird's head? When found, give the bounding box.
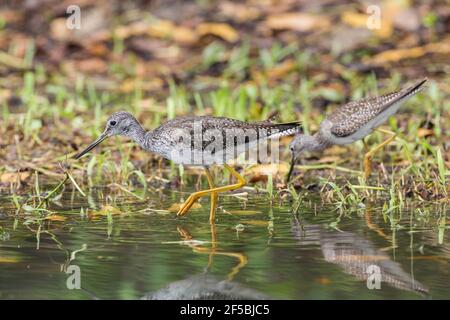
[289,134,318,158]
[286,135,317,183]
[103,111,141,137]
[74,111,141,159]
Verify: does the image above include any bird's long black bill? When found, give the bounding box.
[286,155,296,183]
[74,133,108,159]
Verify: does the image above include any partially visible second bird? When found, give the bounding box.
[287,78,428,181]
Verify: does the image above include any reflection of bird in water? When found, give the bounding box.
[291,220,429,297]
[143,225,269,300]
[80,225,268,300]
[142,274,269,300]
[176,225,247,281]
[79,274,269,300]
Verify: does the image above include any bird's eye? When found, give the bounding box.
[109,120,117,126]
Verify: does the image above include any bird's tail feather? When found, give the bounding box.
[266,121,302,138]
[399,78,428,99]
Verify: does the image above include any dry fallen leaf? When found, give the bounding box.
[85,42,110,56]
[219,2,261,22]
[76,58,108,73]
[417,128,434,138]
[0,256,20,263]
[44,214,67,222]
[267,59,297,80]
[172,26,199,45]
[150,20,198,45]
[197,23,239,43]
[92,205,123,216]
[115,21,149,38]
[245,163,290,177]
[50,18,72,41]
[266,13,330,32]
[227,210,261,216]
[340,12,368,28]
[242,219,269,227]
[114,20,198,45]
[365,42,450,65]
[341,11,392,38]
[167,202,201,213]
[0,172,30,183]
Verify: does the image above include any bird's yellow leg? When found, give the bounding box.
[177,164,246,217]
[177,164,245,216]
[175,167,217,221]
[175,168,213,218]
[364,129,397,179]
[204,168,218,224]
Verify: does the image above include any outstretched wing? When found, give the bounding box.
[328,78,427,137]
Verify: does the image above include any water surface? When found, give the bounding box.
[0,188,448,299]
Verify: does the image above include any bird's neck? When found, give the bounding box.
[128,124,150,150]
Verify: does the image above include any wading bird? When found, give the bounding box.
[75,113,301,223]
[287,78,427,182]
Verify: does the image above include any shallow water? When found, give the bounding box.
[0,188,449,299]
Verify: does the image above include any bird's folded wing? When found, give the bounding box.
[156,116,301,152]
[329,78,427,137]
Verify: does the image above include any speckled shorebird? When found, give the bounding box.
[75,113,301,222]
[287,78,428,181]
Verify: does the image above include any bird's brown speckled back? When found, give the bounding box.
[328,78,427,137]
